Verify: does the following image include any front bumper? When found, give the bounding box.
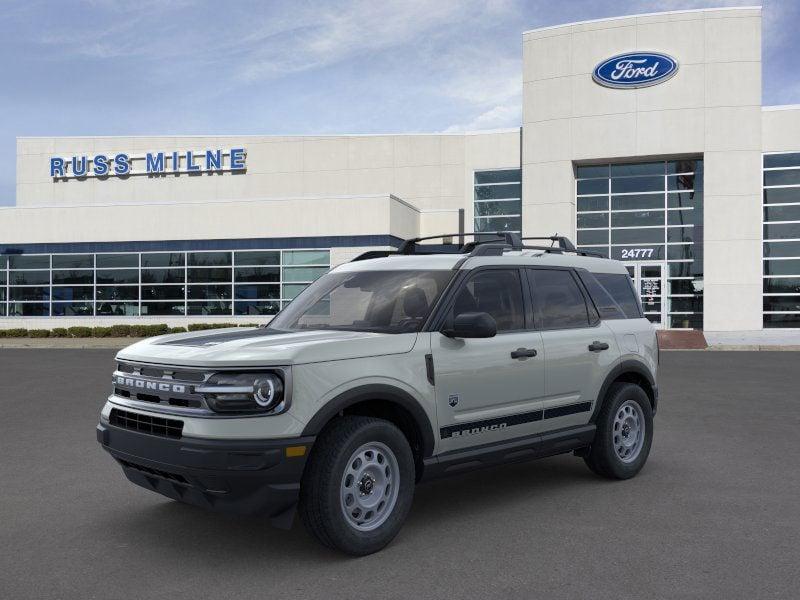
[97,422,314,528]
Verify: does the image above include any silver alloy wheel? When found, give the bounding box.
[340,441,400,532]
[613,400,646,463]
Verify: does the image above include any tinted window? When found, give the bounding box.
[530,269,589,329]
[450,269,525,332]
[594,273,642,318]
[577,271,626,320]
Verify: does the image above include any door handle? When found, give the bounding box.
[588,341,610,352]
[511,348,538,359]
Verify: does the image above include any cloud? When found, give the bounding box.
[443,103,521,132]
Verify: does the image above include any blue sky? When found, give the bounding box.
[1,0,798,206]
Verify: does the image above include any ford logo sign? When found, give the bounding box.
[593,52,678,89]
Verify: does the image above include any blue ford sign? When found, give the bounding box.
[593,52,678,89]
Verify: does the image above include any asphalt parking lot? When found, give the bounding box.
[1,350,798,600]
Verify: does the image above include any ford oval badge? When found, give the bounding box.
[592,52,678,89]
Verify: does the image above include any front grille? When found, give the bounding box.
[118,459,188,484]
[113,362,209,412]
[109,408,184,439]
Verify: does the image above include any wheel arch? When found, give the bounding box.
[591,360,657,423]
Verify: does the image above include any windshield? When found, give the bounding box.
[269,269,454,334]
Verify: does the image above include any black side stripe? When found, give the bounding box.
[440,401,592,439]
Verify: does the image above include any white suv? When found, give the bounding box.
[97,233,658,555]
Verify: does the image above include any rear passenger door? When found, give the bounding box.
[526,268,618,430]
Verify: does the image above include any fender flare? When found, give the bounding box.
[591,359,657,422]
[301,384,436,458]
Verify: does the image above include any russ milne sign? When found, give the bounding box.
[50,148,246,179]
[592,52,678,89]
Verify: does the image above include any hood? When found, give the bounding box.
[116,327,418,367]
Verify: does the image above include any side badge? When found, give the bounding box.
[448,394,459,407]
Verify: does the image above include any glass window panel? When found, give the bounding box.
[611,210,664,228]
[234,251,279,266]
[283,266,328,283]
[667,191,703,209]
[96,286,139,301]
[764,223,800,240]
[764,205,800,223]
[96,302,139,316]
[235,300,281,316]
[234,267,280,283]
[667,245,695,261]
[592,272,641,319]
[610,246,665,261]
[530,269,589,329]
[763,278,800,294]
[669,297,703,312]
[187,284,232,300]
[577,179,608,195]
[670,314,703,329]
[763,241,800,259]
[96,269,138,284]
[667,227,694,243]
[764,314,800,327]
[0,271,5,285]
[52,286,93,301]
[611,176,663,194]
[764,153,800,168]
[52,302,94,316]
[764,170,800,187]
[141,285,185,300]
[667,159,702,174]
[10,271,50,285]
[140,302,185,315]
[474,200,521,217]
[668,209,699,226]
[577,212,608,229]
[576,165,608,179]
[187,267,231,283]
[0,255,6,269]
[474,170,521,184]
[10,287,50,301]
[763,296,800,312]
[450,269,525,331]
[52,270,93,284]
[577,246,609,257]
[52,254,92,269]
[187,251,231,266]
[0,305,5,316]
[474,184,521,201]
[141,253,185,268]
[763,188,800,204]
[611,162,663,177]
[611,228,664,245]
[669,262,697,277]
[612,194,664,211]
[283,284,309,300]
[0,288,5,301]
[234,284,280,300]
[96,253,138,268]
[474,216,521,232]
[9,255,49,269]
[763,259,800,275]
[9,302,49,316]
[187,301,232,315]
[577,196,608,212]
[283,250,329,266]
[577,230,609,245]
[141,268,185,284]
[670,279,703,295]
[667,174,699,191]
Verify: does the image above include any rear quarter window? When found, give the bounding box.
[584,272,643,319]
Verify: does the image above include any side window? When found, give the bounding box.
[449,269,525,332]
[594,273,643,319]
[577,270,626,320]
[530,269,590,329]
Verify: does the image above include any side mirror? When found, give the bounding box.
[442,312,497,339]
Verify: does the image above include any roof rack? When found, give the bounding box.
[350,232,603,261]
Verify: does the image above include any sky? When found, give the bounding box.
[1,0,799,206]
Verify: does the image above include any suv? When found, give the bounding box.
[97,233,658,555]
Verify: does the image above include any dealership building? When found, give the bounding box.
[2,5,800,336]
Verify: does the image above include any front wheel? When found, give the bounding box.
[298,416,415,555]
[584,383,653,479]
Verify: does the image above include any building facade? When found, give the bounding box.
[3,6,800,333]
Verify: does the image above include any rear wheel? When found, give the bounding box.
[299,415,415,555]
[584,383,653,479]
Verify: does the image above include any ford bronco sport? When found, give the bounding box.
[97,233,658,555]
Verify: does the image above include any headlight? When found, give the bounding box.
[197,372,286,414]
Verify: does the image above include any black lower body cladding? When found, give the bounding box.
[96,422,314,528]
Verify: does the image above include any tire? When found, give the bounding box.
[298,415,415,555]
[584,382,653,479]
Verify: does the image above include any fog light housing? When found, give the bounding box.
[198,372,286,414]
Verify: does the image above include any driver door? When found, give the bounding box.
[431,267,545,452]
